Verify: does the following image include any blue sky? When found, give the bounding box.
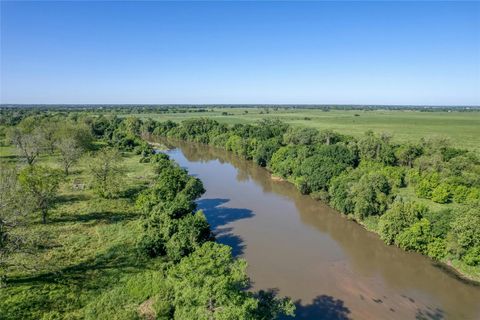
[1,1,479,105]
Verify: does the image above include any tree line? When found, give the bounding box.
[0,113,295,319]
[17,113,474,271]
[147,118,480,271]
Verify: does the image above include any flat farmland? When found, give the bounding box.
[126,108,480,151]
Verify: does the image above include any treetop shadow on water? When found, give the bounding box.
[196,198,254,257]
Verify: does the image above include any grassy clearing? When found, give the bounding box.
[0,147,164,319]
[125,108,480,151]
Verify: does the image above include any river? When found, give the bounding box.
[164,140,480,320]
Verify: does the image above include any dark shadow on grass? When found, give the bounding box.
[7,243,147,288]
[55,193,91,204]
[196,198,253,257]
[0,154,21,162]
[50,211,140,225]
[281,295,351,320]
[120,184,149,199]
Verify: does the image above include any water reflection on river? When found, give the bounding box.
[164,140,480,320]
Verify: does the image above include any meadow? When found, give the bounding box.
[126,108,480,151]
[0,146,163,319]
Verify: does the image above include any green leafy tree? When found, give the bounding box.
[9,127,42,165]
[283,127,319,145]
[328,171,357,214]
[0,163,30,284]
[357,131,396,165]
[351,172,392,219]
[163,242,295,319]
[448,207,480,260]
[452,185,470,203]
[378,200,427,244]
[56,137,84,175]
[395,143,423,168]
[88,147,125,198]
[18,165,62,224]
[431,183,451,203]
[165,211,213,261]
[395,218,434,254]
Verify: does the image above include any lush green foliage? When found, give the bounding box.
[18,165,63,224]
[0,114,295,319]
[87,147,125,198]
[150,116,480,276]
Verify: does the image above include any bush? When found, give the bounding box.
[328,171,357,214]
[395,218,433,254]
[448,207,480,259]
[463,246,480,266]
[351,172,392,219]
[415,173,440,199]
[378,200,427,244]
[423,209,453,239]
[426,238,446,260]
[431,183,451,203]
[452,185,469,203]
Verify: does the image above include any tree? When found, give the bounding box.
[448,207,480,260]
[318,129,341,145]
[9,128,42,165]
[88,147,125,198]
[283,127,319,145]
[395,218,434,254]
[298,144,356,193]
[431,183,451,203]
[164,211,213,261]
[351,172,392,219]
[164,242,294,319]
[395,143,423,168]
[56,137,84,175]
[37,120,59,154]
[328,171,357,214]
[357,131,396,165]
[0,163,30,284]
[18,165,62,224]
[378,199,427,244]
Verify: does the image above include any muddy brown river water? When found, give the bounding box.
[164,141,480,320]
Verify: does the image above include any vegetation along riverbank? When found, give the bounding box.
[148,116,480,282]
[0,110,295,319]
[0,107,479,319]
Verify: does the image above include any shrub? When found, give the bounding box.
[427,238,446,260]
[378,200,427,244]
[431,183,451,203]
[448,207,480,259]
[395,218,434,254]
[452,185,469,203]
[463,246,480,266]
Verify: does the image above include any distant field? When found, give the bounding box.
[125,108,480,151]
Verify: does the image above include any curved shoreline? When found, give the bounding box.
[152,137,480,285]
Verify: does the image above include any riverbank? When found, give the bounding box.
[164,141,480,320]
[269,162,480,284]
[158,135,480,284]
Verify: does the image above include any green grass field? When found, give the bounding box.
[0,147,167,319]
[126,108,480,151]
